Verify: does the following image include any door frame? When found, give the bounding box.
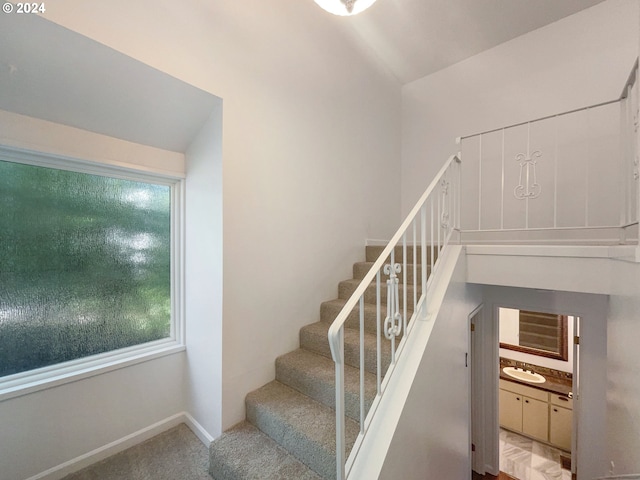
[470,304,485,475]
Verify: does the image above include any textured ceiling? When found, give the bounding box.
[344,0,606,84]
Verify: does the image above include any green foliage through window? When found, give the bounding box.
[0,159,172,378]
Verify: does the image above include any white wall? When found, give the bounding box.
[0,2,402,476]
[25,0,401,462]
[0,355,185,480]
[607,20,640,472]
[480,286,609,478]
[606,261,640,475]
[401,0,639,216]
[184,106,224,439]
[377,250,483,479]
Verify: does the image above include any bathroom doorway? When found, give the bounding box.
[497,306,579,480]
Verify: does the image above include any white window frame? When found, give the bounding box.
[0,145,185,402]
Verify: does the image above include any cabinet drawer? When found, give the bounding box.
[550,393,573,409]
[499,379,549,402]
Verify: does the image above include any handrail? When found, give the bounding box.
[328,153,461,480]
[327,153,460,362]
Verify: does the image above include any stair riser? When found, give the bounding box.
[275,356,374,422]
[208,422,322,480]
[365,244,439,263]
[320,300,414,334]
[246,400,337,480]
[353,261,429,284]
[300,324,392,375]
[338,280,422,306]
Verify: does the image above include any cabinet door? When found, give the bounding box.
[550,405,572,451]
[522,396,549,442]
[499,389,522,432]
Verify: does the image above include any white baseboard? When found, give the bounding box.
[27,412,213,480]
[183,411,215,445]
[365,238,391,246]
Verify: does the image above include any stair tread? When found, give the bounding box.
[338,278,422,306]
[365,244,436,262]
[300,321,392,375]
[321,297,382,317]
[209,421,322,480]
[353,260,425,270]
[276,349,377,421]
[339,277,422,289]
[246,380,359,479]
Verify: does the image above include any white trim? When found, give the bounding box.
[469,304,485,475]
[0,144,186,180]
[0,145,186,401]
[183,412,216,445]
[0,342,185,402]
[25,412,213,480]
[466,244,638,259]
[365,238,391,246]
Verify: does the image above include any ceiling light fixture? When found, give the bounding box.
[314,0,377,16]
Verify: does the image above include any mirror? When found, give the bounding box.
[499,307,568,361]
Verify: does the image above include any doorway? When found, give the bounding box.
[497,306,578,480]
[471,286,608,479]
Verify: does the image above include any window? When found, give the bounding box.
[0,148,183,394]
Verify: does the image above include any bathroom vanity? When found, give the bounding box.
[499,377,573,451]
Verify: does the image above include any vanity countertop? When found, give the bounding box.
[499,371,572,397]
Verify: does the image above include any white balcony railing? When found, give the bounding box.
[327,154,461,480]
[458,59,639,245]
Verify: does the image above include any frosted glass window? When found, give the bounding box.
[0,160,172,378]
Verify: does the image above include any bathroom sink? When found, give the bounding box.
[502,366,546,384]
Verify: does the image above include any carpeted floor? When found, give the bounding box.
[62,424,212,480]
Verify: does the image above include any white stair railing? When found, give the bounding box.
[327,154,461,480]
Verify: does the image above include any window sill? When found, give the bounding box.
[0,340,185,403]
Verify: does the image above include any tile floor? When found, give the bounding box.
[500,429,571,480]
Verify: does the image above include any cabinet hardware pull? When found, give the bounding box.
[525,400,529,403]
[516,397,520,401]
[553,408,558,412]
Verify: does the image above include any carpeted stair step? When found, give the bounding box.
[209,421,323,480]
[352,261,429,284]
[338,278,422,305]
[320,298,379,334]
[320,298,413,334]
[275,348,376,422]
[299,321,392,376]
[210,243,426,480]
[245,381,360,480]
[365,244,439,264]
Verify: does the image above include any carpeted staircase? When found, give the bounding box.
[209,245,429,480]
